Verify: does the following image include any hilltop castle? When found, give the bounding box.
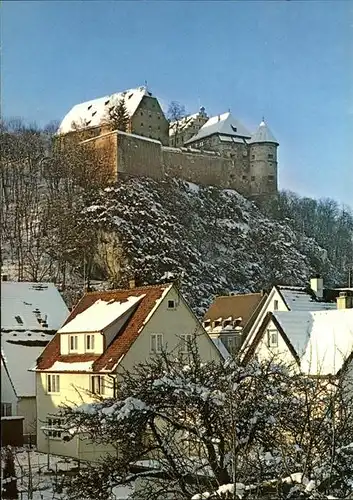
[59,86,279,198]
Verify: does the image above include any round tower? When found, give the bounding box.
[248,119,279,197]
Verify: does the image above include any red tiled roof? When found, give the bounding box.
[36,283,172,372]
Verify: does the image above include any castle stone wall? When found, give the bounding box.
[83,130,278,198]
[161,147,249,195]
[117,132,164,180]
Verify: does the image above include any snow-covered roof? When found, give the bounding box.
[36,284,174,372]
[59,295,145,334]
[169,109,207,135]
[277,285,336,312]
[58,86,151,134]
[300,309,353,375]
[1,282,69,332]
[1,331,54,397]
[249,120,278,145]
[273,311,313,356]
[185,112,251,145]
[273,309,353,375]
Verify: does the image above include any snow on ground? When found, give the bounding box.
[1,447,134,499]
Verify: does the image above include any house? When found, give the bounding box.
[242,303,353,385]
[203,292,267,353]
[240,277,340,357]
[58,86,169,145]
[1,282,69,442]
[33,282,222,461]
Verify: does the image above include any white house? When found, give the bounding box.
[1,281,69,441]
[240,277,339,357]
[33,282,222,461]
[242,302,353,395]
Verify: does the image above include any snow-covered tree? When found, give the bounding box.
[59,344,351,500]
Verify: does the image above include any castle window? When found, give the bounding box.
[268,175,274,181]
[251,154,255,159]
[251,176,255,181]
[268,154,274,159]
[141,123,144,127]
[242,175,247,180]
[140,111,143,116]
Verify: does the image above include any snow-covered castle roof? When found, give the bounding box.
[58,86,151,134]
[249,120,278,145]
[185,112,252,145]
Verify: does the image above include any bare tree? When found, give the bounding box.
[167,101,186,147]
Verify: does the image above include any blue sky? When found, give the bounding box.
[2,1,353,206]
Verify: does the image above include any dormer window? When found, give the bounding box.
[168,300,175,310]
[214,319,222,328]
[223,319,232,328]
[86,334,95,352]
[69,335,78,353]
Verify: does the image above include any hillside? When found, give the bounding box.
[82,177,339,315]
[1,124,350,315]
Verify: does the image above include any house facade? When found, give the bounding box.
[34,283,222,461]
[240,277,339,358]
[203,292,267,354]
[1,281,69,442]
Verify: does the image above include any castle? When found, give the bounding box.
[59,86,279,198]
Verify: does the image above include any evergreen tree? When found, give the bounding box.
[2,447,18,499]
[108,100,130,132]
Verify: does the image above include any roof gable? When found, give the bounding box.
[244,309,353,377]
[185,112,251,144]
[35,283,173,372]
[58,86,152,134]
[1,282,69,332]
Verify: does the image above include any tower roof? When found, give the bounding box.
[185,112,251,145]
[249,120,278,145]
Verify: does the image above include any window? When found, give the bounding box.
[242,175,247,180]
[151,334,163,354]
[47,416,64,440]
[168,300,175,309]
[69,335,78,352]
[141,122,144,127]
[90,376,105,395]
[47,374,60,394]
[273,300,279,311]
[251,176,255,181]
[225,336,235,351]
[180,334,192,353]
[86,334,95,352]
[267,329,278,348]
[1,403,12,416]
[251,154,255,159]
[268,153,274,159]
[268,175,274,181]
[15,315,23,325]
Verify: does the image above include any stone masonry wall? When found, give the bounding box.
[84,130,277,198]
[161,147,250,195]
[117,132,164,180]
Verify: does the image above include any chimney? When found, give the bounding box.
[129,279,136,289]
[2,274,8,281]
[337,291,353,310]
[310,275,324,300]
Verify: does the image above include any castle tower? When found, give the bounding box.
[248,119,279,197]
